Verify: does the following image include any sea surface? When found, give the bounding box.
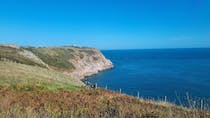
[85,48,210,106]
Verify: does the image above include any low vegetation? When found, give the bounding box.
[0,45,100,72]
[23,46,101,72]
[0,45,46,68]
[24,47,76,71]
[0,87,209,118]
[0,61,83,90]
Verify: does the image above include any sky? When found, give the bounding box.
[0,0,210,49]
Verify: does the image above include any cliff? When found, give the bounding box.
[66,47,113,79]
[0,44,113,80]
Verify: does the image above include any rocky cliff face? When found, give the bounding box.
[67,47,113,79]
[0,44,113,80]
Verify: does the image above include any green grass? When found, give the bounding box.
[0,45,100,90]
[24,47,76,71]
[0,46,46,68]
[0,61,83,91]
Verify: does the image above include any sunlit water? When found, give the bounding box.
[85,48,210,107]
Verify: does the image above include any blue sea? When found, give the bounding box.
[85,48,210,106]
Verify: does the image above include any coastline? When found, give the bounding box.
[81,65,114,88]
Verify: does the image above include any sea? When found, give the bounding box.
[85,48,210,107]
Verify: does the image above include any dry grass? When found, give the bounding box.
[0,87,209,118]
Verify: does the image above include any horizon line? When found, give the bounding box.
[101,47,210,51]
[1,43,210,50]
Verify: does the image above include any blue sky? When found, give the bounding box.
[0,0,210,49]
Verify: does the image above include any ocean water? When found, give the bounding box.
[85,48,210,106]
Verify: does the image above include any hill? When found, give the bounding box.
[0,44,113,79]
[0,44,48,68]
[0,61,83,90]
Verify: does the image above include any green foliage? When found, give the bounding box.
[0,46,46,68]
[80,49,96,55]
[143,112,159,118]
[24,47,76,71]
[7,83,80,92]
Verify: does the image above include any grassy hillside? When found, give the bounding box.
[23,47,76,71]
[0,45,102,72]
[0,88,209,118]
[23,46,101,72]
[0,61,83,90]
[0,45,47,68]
[0,45,113,80]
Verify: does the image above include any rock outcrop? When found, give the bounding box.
[67,47,113,79]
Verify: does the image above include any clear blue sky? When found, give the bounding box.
[0,0,210,49]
